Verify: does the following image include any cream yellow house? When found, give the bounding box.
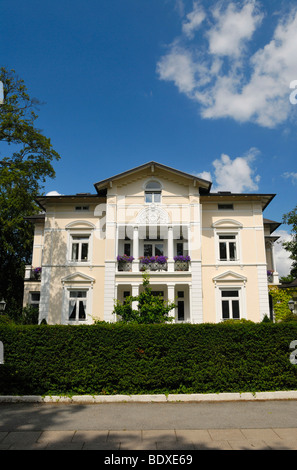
[23,161,280,324]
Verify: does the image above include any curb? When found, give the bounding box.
[1,391,297,404]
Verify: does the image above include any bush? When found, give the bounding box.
[1,322,297,395]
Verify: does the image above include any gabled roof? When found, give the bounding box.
[93,161,212,194]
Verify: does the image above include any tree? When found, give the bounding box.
[113,273,176,324]
[282,205,297,279]
[0,67,60,313]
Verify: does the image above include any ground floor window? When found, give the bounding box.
[29,292,40,311]
[221,290,240,319]
[68,290,87,321]
[177,291,185,321]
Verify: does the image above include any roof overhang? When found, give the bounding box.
[200,193,276,210]
[93,161,212,194]
[35,194,104,211]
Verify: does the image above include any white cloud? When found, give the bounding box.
[274,230,293,277]
[157,1,297,128]
[210,148,261,192]
[195,170,212,182]
[283,172,297,185]
[182,2,206,38]
[207,0,263,57]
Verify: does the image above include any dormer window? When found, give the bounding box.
[145,180,162,203]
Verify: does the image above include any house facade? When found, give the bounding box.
[23,162,280,324]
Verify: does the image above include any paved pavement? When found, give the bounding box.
[1,395,297,450]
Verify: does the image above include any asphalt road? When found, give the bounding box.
[1,400,297,431]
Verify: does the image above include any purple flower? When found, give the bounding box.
[139,256,168,264]
[174,255,191,262]
[117,255,134,262]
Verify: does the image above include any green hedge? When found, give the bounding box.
[1,322,297,395]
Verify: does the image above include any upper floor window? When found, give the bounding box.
[70,235,90,262]
[219,234,237,261]
[145,181,162,203]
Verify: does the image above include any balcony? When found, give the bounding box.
[139,256,168,272]
[267,270,279,285]
[117,255,191,273]
[24,266,42,281]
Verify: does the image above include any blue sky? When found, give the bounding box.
[1,0,297,276]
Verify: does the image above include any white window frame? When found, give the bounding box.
[220,289,241,320]
[215,285,246,322]
[62,287,92,325]
[214,230,241,265]
[67,230,93,265]
[142,241,165,257]
[144,180,162,204]
[218,234,237,262]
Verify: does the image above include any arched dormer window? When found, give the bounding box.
[145,180,162,204]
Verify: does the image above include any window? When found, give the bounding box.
[176,242,184,256]
[219,234,237,261]
[68,290,87,321]
[221,290,240,320]
[145,181,162,203]
[75,205,89,211]
[151,291,164,297]
[124,243,131,256]
[218,204,234,210]
[177,291,185,321]
[30,292,40,310]
[70,235,90,262]
[144,242,164,257]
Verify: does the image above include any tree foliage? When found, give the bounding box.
[113,274,176,324]
[282,205,297,279]
[0,67,60,311]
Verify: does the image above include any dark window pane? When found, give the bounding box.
[222,291,239,297]
[78,301,86,320]
[232,300,240,319]
[178,301,185,321]
[222,300,229,319]
[219,242,227,260]
[229,242,236,260]
[155,244,164,256]
[144,244,153,257]
[81,243,88,261]
[124,243,131,256]
[177,243,183,256]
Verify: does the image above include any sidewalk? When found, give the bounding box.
[2,427,297,450]
[1,392,297,450]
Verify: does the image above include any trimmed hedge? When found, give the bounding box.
[1,322,297,395]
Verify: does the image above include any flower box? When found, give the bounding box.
[139,256,168,271]
[174,256,190,271]
[117,255,134,272]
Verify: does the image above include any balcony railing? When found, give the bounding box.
[117,255,191,272]
[24,266,42,281]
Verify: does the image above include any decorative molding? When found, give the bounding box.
[213,270,247,286]
[136,204,170,225]
[61,272,95,286]
[65,220,95,230]
[212,219,243,229]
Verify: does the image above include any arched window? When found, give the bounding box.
[145,180,162,203]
